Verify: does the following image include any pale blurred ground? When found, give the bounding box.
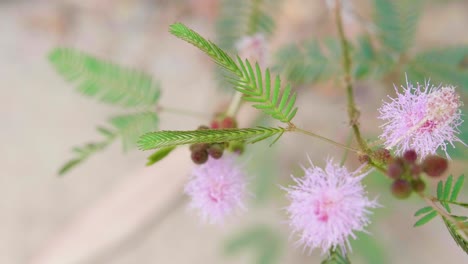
[1,0,467,264]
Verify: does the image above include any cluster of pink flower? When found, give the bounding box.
[185,36,465,254]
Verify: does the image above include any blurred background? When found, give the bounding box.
[1,0,467,263]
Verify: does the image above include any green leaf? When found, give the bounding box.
[170,23,298,123]
[146,146,176,166]
[449,174,465,202]
[437,180,444,200]
[373,0,423,53]
[138,127,285,150]
[352,36,395,79]
[442,175,454,213]
[414,211,438,227]
[406,46,468,94]
[59,112,158,175]
[224,225,282,264]
[58,132,117,176]
[170,23,241,75]
[110,112,159,151]
[49,48,161,107]
[58,159,83,175]
[216,0,276,52]
[350,231,388,264]
[414,206,434,216]
[322,248,351,264]
[442,217,468,254]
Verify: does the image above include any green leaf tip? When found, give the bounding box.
[414,210,438,227]
[169,22,298,123]
[49,47,161,108]
[138,127,285,150]
[146,146,176,166]
[442,217,468,254]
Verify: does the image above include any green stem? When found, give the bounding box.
[226,91,244,117]
[340,129,354,166]
[246,0,263,35]
[289,125,361,154]
[157,105,209,120]
[335,2,369,153]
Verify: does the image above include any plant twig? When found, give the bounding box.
[335,1,369,153]
[288,124,362,154]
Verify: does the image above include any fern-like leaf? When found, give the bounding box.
[224,225,282,264]
[146,146,176,166]
[169,23,241,75]
[406,46,468,93]
[442,217,468,254]
[58,127,117,176]
[234,60,298,122]
[373,0,423,53]
[216,0,277,51]
[170,23,298,123]
[109,112,159,151]
[138,127,285,150]
[59,112,158,175]
[414,210,438,227]
[321,248,351,264]
[49,48,161,107]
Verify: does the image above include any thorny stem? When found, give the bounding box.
[420,193,468,238]
[335,1,370,153]
[287,124,362,154]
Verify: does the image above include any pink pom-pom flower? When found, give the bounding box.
[378,80,465,158]
[184,154,247,224]
[284,158,378,254]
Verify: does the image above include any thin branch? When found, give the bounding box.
[335,1,369,153]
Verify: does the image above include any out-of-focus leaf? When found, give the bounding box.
[146,146,176,166]
[224,225,282,264]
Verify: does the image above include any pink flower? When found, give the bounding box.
[378,80,465,158]
[184,154,247,224]
[284,158,378,254]
[235,34,268,67]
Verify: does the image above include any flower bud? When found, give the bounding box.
[191,149,208,164]
[422,155,448,178]
[386,158,404,179]
[403,149,417,163]
[210,120,220,129]
[410,164,422,177]
[221,116,237,128]
[391,179,412,199]
[190,143,209,152]
[229,141,245,154]
[373,148,392,164]
[411,179,426,193]
[358,154,370,164]
[208,143,224,159]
